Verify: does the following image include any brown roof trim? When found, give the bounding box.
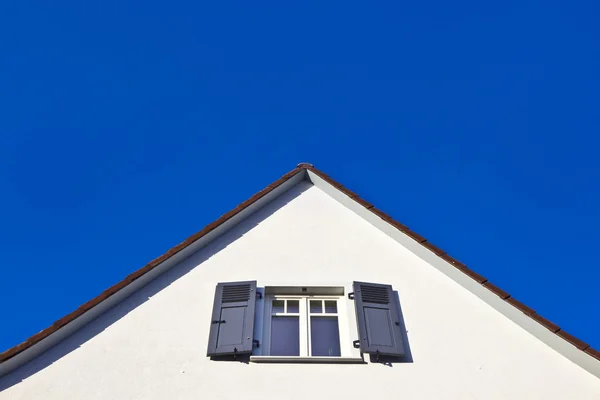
[2,163,599,365]
[482,282,511,300]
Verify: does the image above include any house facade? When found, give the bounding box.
[1,164,599,399]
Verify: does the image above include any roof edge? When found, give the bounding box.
[0,165,307,365]
[1,162,598,376]
[301,165,600,369]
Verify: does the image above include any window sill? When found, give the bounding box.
[249,356,365,364]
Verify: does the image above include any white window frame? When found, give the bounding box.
[264,296,308,356]
[307,298,342,357]
[251,285,363,362]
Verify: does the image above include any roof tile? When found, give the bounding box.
[455,265,487,283]
[337,186,360,199]
[52,311,82,329]
[0,342,29,362]
[244,186,275,205]
[482,282,511,299]
[354,197,374,209]
[313,171,344,188]
[529,313,560,333]
[387,219,409,232]
[126,264,154,283]
[370,207,394,221]
[421,241,447,256]
[556,330,590,350]
[439,254,466,269]
[506,298,536,316]
[585,347,600,361]
[268,169,300,188]
[296,163,314,168]
[403,229,427,243]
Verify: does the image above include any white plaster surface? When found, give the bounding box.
[1,181,599,399]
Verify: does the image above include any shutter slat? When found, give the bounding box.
[353,281,405,357]
[207,280,257,357]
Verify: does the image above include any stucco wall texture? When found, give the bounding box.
[1,181,599,399]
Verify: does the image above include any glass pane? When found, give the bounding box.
[324,300,337,314]
[287,300,299,313]
[310,317,341,356]
[272,300,284,314]
[310,300,322,313]
[271,316,300,356]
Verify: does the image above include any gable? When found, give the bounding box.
[0,164,599,398]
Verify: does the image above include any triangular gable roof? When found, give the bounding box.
[1,163,599,378]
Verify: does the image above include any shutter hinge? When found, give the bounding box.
[348,292,355,300]
[352,340,360,348]
[233,347,238,360]
[375,350,381,363]
[253,340,260,348]
[211,320,226,324]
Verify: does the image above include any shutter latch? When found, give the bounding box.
[211,320,226,324]
[352,340,360,348]
[348,292,355,300]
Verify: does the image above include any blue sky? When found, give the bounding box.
[0,1,599,352]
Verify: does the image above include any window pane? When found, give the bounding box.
[287,300,299,313]
[324,300,337,314]
[272,300,284,314]
[271,316,300,356]
[310,300,322,313]
[310,317,341,356]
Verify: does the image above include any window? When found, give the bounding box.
[269,299,300,356]
[206,281,406,363]
[309,299,341,356]
[265,296,342,357]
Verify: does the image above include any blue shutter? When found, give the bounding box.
[207,281,257,357]
[352,281,405,357]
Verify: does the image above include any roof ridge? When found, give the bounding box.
[1,163,598,367]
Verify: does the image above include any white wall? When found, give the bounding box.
[1,181,599,399]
